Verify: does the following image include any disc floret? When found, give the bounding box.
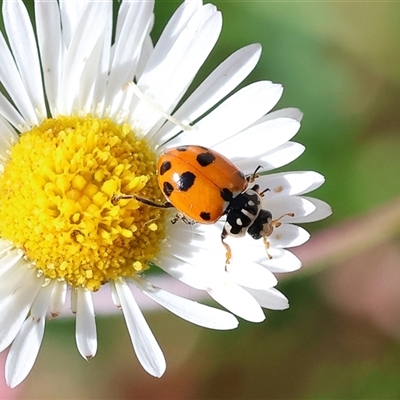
[0,116,166,291]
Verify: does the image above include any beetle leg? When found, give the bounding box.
[221,227,232,271]
[246,165,263,183]
[259,187,270,197]
[171,213,196,225]
[272,212,295,228]
[262,212,295,258]
[112,193,174,209]
[262,236,273,259]
[249,184,270,198]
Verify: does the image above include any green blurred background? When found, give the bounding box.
[3,0,400,399]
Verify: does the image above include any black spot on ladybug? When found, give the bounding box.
[220,188,233,202]
[163,181,174,196]
[176,146,189,152]
[200,211,211,221]
[197,151,215,167]
[159,161,171,175]
[177,171,196,191]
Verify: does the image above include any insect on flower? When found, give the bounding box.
[114,139,294,267]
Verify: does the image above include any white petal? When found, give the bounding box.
[155,43,262,145]
[246,287,289,310]
[133,5,222,136]
[108,81,136,123]
[0,249,24,278]
[70,287,77,314]
[257,171,324,198]
[0,115,19,150]
[299,176,325,194]
[90,21,113,117]
[166,217,222,237]
[77,0,112,117]
[0,271,44,352]
[35,0,63,117]
[59,2,109,114]
[156,254,209,291]
[113,279,166,377]
[3,0,46,120]
[214,117,300,160]
[298,197,332,223]
[5,316,45,388]
[105,1,154,105]
[133,276,238,330]
[171,81,283,149]
[155,1,200,52]
[75,288,97,360]
[160,242,253,291]
[226,258,278,290]
[0,259,31,297]
[299,179,326,195]
[269,224,310,248]
[207,281,265,322]
[59,0,85,47]
[5,282,52,389]
[0,31,36,126]
[135,28,153,80]
[110,279,122,308]
[138,0,201,79]
[165,235,224,265]
[236,142,305,174]
[48,280,67,317]
[0,240,14,257]
[224,237,302,273]
[257,107,303,123]
[267,196,316,221]
[78,32,109,115]
[261,248,302,273]
[0,92,26,131]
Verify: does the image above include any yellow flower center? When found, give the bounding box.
[0,116,167,291]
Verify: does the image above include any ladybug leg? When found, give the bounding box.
[248,184,270,198]
[259,187,270,197]
[181,216,196,225]
[246,165,263,183]
[112,194,174,209]
[171,213,196,225]
[272,212,295,228]
[262,236,273,259]
[135,195,174,209]
[262,212,295,258]
[221,227,232,271]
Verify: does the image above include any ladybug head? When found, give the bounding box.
[247,209,273,240]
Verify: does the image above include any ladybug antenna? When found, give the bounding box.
[130,82,192,132]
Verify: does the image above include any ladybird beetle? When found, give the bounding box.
[157,145,249,223]
[114,145,293,266]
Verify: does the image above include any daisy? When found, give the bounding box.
[0,0,331,389]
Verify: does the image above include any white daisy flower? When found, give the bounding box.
[0,0,331,389]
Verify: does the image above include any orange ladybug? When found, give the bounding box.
[155,145,248,223]
[115,145,293,266]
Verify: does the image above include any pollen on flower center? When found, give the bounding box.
[0,116,167,291]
